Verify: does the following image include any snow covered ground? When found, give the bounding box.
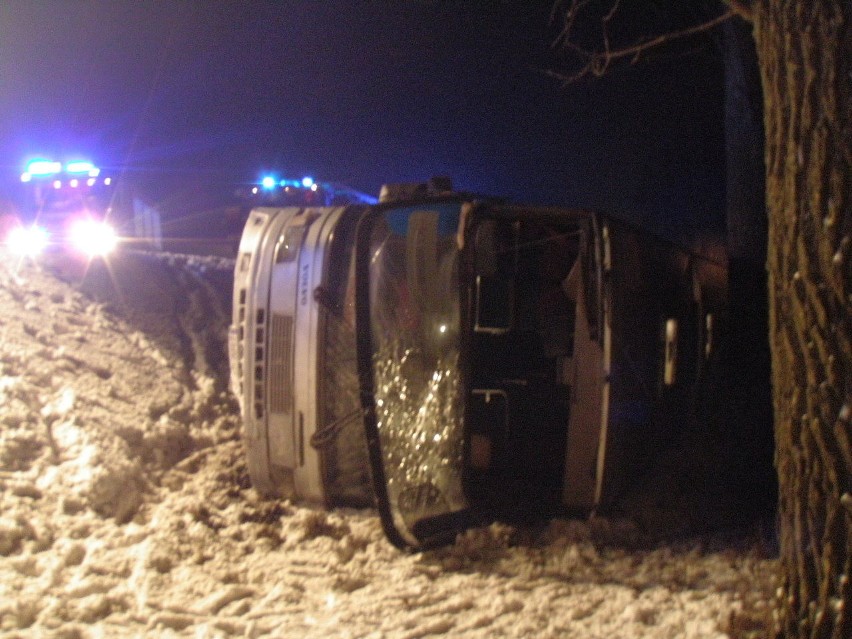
[0,248,777,638]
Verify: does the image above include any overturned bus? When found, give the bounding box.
[229,187,727,550]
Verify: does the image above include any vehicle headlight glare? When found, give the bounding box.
[7,225,49,257]
[69,219,118,257]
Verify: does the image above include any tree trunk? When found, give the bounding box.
[752,2,851,637]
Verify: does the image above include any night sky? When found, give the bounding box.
[0,0,726,238]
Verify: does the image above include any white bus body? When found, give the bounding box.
[229,194,727,549]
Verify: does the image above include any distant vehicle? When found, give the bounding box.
[229,180,727,550]
[237,175,378,208]
[4,159,120,258]
[222,175,375,237]
[179,174,379,258]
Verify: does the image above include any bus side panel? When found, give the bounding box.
[561,219,606,512]
[687,246,728,417]
[561,273,605,510]
[600,221,727,506]
[598,223,668,506]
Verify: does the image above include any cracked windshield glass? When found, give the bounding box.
[368,202,467,539]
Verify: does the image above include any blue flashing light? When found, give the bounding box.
[301,176,314,188]
[261,176,276,190]
[26,160,62,176]
[65,161,97,175]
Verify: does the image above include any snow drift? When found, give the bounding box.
[0,248,776,638]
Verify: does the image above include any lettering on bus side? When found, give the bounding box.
[299,263,310,307]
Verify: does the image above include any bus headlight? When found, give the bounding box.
[68,219,118,257]
[6,224,49,257]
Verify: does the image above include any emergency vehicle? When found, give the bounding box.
[2,158,127,259]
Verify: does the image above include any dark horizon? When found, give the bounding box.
[0,0,726,238]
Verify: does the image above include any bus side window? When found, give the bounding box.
[473,221,516,334]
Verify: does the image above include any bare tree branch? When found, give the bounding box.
[725,0,754,22]
[550,1,740,84]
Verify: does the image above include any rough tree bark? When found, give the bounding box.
[550,1,850,634]
[751,1,851,637]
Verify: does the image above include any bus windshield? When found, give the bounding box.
[363,200,468,546]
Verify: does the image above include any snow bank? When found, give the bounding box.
[0,249,777,638]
